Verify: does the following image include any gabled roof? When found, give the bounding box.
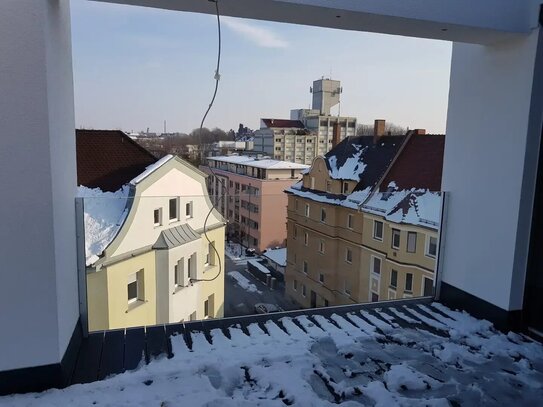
[261,118,305,129]
[380,134,445,192]
[76,129,157,192]
[324,135,405,190]
[153,223,200,250]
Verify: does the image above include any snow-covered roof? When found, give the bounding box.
[6,301,543,405]
[78,186,130,266]
[130,154,174,185]
[209,155,309,170]
[286,181,371,210]
[247,259,272,274]
[362,189,442,229]
[262,247,287,267]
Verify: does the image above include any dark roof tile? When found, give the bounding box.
[76,129,157,192]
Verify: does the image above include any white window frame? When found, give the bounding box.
[407,231,417,253]
[345,248,353,264]
[304,203,310,217]
[425,235,438,258]
[391,228,401,249]
[405,272,414,292]
[318,239,325,254]
[169,197,179,222]
[153,208,162,227]
[185,201,193,219]
[373,220,383,241]
[371,255,381,275]
[320,208,326,223]
[127,270,143,305]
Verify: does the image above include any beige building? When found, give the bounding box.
[77,130,225,332]
[284,127,444,308]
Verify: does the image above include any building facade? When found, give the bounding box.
[201,155,308,252]
[77,131,225,332]
[285,130,444,309]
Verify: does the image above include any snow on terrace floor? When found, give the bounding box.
[225,242,252,265]
[3,302,543,406]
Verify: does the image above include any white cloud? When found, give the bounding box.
[222,17,289,48]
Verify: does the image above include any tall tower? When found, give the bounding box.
[311,78,342,115]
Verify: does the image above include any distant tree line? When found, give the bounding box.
[356,122,408,136]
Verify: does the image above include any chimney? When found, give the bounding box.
[332,122,341,147]
[413,129,426,135]
[373,119,386,144]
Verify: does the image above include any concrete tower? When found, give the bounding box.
[311,78,342,115]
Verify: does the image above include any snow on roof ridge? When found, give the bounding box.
[130,154,174,185]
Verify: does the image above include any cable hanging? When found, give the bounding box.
[193,0,226,283]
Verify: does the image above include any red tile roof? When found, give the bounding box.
[261,118,305,129]
[76,129,157,192]
[380,133,445,191]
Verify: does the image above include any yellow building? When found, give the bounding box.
[285,127,444,308]
[77,130,225,332]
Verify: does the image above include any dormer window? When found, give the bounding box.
[342,182,349,194]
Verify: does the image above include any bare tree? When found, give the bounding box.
[356,122,408,136]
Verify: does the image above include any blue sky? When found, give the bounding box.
[71,1,452,134]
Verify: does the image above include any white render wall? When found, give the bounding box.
[441,28,543,311]
[0,0,78,371]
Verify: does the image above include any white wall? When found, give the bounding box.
[0,0,78,371]
[441,28,542,311]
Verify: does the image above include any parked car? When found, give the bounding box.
[254,303,283,314]
[245,248,256,257]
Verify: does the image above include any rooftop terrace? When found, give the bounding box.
[3,299,542,405]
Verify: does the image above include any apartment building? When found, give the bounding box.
[77,130,225,331]
[201,155,309,252]
[285,126,444,308]
[253,79,357,165]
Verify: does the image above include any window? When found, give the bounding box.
[391,229,401,249]
[305,203,310,217]
[188,255,196,279]
[345,248,353,263]
[275,147,281,151]
[302,284,307,297]
[373,220,383,240]
[169,198,178,221]
[390,269,398,288]
[185,201,193,218]
[371,293,379,302]
[326,180,332,192]
[347,214,353,229]
[426,236,438,258]
[293,226,298,239]
[344,280,351,296]
[127,270,143,304]
[295,199,299,210]
[405,273,413,292]
[293,279,298,291]
[204,300,209,317]
[229,180,233,188]
[153,208,162,226]
[174,258,185,288]
[319,273,324,283]
[320,208,326,223]
[342,182,349,194]
[318,239,325,254]
[303,260,308,274]
[206,242,215,266]
[372,256,381,275]
[407,232,417,253]
[304,232,309,246]
[324,299,329,307]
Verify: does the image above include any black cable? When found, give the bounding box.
[193,0,225,283]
